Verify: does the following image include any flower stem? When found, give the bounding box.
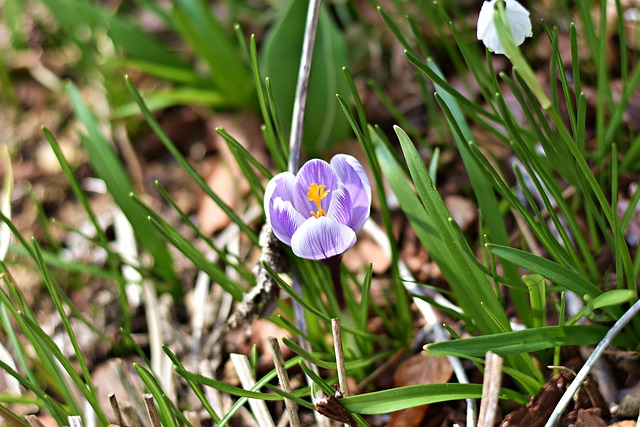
[324,255,345,310]
[493,0,551,109]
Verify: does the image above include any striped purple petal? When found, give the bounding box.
[330,154,371,232]
[291,216,357,260]
[265,172,303,245]
[293,159,339,217]
[326,183,352,226]
[269,197,305,245]
[264,172,296,223]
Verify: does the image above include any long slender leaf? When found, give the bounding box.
[425,325,623,357]
[129,193,244,300]
[125,76,259,246]
[486,244,602,298]
[66,83,177,290]
[341,383,527,413]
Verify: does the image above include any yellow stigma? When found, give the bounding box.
[307,183,330,218]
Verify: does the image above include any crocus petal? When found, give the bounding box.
[293,159,339,217]
[477,0,531,56]
[269,197,306,246]
[291,216,356,260]
[327,184,352,226]
[264,172,296,223]
[330,154,371,232]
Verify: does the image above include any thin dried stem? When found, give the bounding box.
[288,0,322,173]
[143,393,162,427]
[267,336,301,427]
[545,298,640,426]
[478,351,503,427]
[331,319,349,397]
[109,394,124,427]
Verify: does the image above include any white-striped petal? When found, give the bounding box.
[291,216,356,260]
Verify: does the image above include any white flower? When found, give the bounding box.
[477,0,532,55]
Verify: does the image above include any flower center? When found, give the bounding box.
[307,183,330,218]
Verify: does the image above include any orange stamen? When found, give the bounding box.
[307,183,330,218]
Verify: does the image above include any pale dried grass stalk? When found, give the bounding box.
[68,415,83,427]
[267,336,301,427]
[230,353,276,427]
[25,415,46,427]
[478,351,503,427]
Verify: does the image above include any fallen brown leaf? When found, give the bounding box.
[387,354,453,427]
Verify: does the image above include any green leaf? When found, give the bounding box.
[113,88,229,118]
[341,383,526,414]
[66,83,178,290]
[419,57,529,325]
[378,127,508,335]
[125,77,259,246]
[591,290,635,309]
[486,244,602,298]
[31,239,106,424]
[134,365,180,427]
[425,325,617,357]
[172,0,251,104]
[262,0,351,155]
[129,194,244,301]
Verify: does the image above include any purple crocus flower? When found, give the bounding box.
[264,154,371,260]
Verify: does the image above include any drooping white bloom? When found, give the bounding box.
[477,0,532,55]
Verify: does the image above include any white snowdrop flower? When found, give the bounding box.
[477,0,532,55]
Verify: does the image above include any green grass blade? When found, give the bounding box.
[382,126,509,334]
[163,346,220,423]
[425,325,621,357]
[486,244,603,299]
[424,58,528,324]
[124,76,259,246]
[0,404,29,427]
[0,359,68,424]
[341,383,526,414]
[130,194,245,300]
[171,0,251,103]
[20,315,107,422]
[175,367,283,401]
[134,364,180,427]
[153,181,254,284]
[31,239,104,414]
[66,83,177,289]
